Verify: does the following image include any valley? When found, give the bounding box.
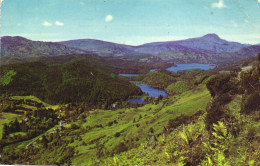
[0,35,259,165]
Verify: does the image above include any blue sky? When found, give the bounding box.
[1,0,260,45]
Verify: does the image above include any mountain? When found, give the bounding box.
[58,34,257,65]
[1,36,88,58]
[58,39,136,56]
[2,34,259,65]
[136,34,247,54]
[0,36,169,65]
[58,34,248,55]
[173,34,246,53]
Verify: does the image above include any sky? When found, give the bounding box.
[1,0,260,45]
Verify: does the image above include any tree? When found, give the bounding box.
[14,118,21,132]
[2,124,8,139]
[158,95,163,101]
[42,135,48,148]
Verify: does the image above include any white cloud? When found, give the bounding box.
[105,15,113,22]
[212,0,226,9]
[244,19,249,23]
[258,0,260,3]
[42,21,52,27]
[55,21,64,26]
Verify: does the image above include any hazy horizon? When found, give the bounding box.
[2,33,255,46]
[1,0,260,45]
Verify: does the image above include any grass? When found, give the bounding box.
[19,104,37,110]
[69,84,211,165]
[10,95,50,107]
[166,80,194,95]
[9,132,27,137]
[0,70,16,86]
[0,113,21,139]
[100,92,260,166]
[9,95,61,111]
[0,95,60,142]
[1,85,211,165]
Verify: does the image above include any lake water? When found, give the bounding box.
[126,63,215,104]
[136,84,168,97]
[127,98,144,104]
[151,63,215,72]
[127,83,168,104]
[119,74,138,77]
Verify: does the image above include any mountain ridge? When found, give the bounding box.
[0,36,89,58]
[1,34,259,65]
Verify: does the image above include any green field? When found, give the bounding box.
[69,84,211,165]
[0,113,21,139]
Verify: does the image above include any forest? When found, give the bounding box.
[0,54,259,165]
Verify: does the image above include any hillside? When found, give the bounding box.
[57,34,259,65]
[2,35,259,65]
[142,70,177,89]
[0,37,259,165]
[0,57,143,105]
[1,36,88,58]
[142,68,211,91]
[1,59,259,165]
[58,39,135,56]
[139,34,246,54]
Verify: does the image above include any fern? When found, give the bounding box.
[202,121,233,165]
[179,124,199,145]
[113,156,118,166]
[212,121,228,139]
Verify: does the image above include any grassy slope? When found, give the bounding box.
[4,84,210,165]
[0,95,60,141]
[0,113,21,139]
[142,70,177,89]
[2,71,259,165]
[10,96,50,107]
[100,94,260,165]
[69,84,210,165]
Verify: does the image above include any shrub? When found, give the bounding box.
[167,111,203,130]
[241,92,260,114]
[108,121,113,126]
[71,124,79,129]
[149,127,154,133]
[205,103,225,131]
[167,114,189,129]
[206,73,237,97]
[114,132,121,137]
[114,142,128,154]
[166,81,193,95]
[246,128,256,142]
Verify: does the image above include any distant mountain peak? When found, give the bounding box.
[202,33,221,40]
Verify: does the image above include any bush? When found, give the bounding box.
[149,127,154,133]
[206,73,237,97]
[205,103,225,131]
[108,121,113,126]
[114,142,128,154]
[71,124,79,129]
[166,81,193,95]
[167,114,189,129]
[167,111,203,129]
[114,132,121,137]
[241,92,260,114]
